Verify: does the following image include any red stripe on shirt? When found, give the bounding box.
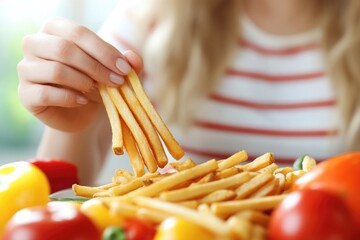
[210,94,336,110]
[226,69,325,82]
[183,146,302,164]
[239,39,320,56]
[194,121,338,137]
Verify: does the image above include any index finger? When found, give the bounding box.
[42,18,139,77]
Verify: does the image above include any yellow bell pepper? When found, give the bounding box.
[154,217,216,240]
[80,198,124,231]
[0,161,50,234]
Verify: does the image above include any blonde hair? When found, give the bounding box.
[136,0,241,126]
[322,0,360,150]
[135,0,360,150]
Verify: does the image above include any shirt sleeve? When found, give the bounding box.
[98,0,142,54]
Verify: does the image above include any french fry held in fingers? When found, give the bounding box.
[107,86,158,173]
[121,118,145,177]
[99,70,185,176]
[98,83,123,155]
[126,70,184,160]
[119,82,168,168]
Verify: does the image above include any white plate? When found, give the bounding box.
[49,188,78,199]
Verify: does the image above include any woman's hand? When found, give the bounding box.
[18,18,143,132]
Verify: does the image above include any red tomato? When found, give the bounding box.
[123,218,156,240]
[2,203,100,240]
[269,189,357,240]
[293,152,360,231]
[30,159,79,193]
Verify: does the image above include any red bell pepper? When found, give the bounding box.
[2,203,101,240]
[30,159,79,193]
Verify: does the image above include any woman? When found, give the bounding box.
[17,0,360,184]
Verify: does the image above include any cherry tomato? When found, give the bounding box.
[30,159,79,193]
[269,189,357,240]
[154,217,216,240]
[80,199,123,232]
[0,161,49,234]
[293,152,360,231]
[2,203,101,240]
[123,218,156,240]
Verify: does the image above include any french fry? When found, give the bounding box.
[227,216,252,240]
[113,169,134,184]
[284,170,305,190]
[127,70,184,160]
[251,225,267,240]
[170,158,196,171]
[235,172,273,199]
[218,150,248,171]
[106,87,158,172]
[160,171,253,202]
[249,179,278,198]
[137,208,170,224]
[234,210,270,227]
[243,152,274,171]
[120,82,168,168]
[98,83,123,155]
[109,201,140,219]
[192,172,215,185]
[74,149,316,240]
[133,196,232,237]
[273,167,294,175]
[107,178,145,196]
[99,182,118,190]
[199,189,236,203]
[211,195,287,218]
[302,155,317,172]
[115,169,134,179]
[122,119,146,177]
[72,184,104,198]
[111,160,218,202]
[92,189,111,197]
[178,200,199,209]
[197,203,212,214]
[258,163,279,173]
[274,173,285,193]
[214,167,239,180]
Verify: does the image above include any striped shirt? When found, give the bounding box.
[99,4,344,165]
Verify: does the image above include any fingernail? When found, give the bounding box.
[76,96,88,105]
[116,58,132,74]
[110,72,124,85]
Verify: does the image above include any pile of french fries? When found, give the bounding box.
[73,151,317,240]
[98,70,184,176]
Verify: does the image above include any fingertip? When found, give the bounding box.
[123,50,143,74]
[109,72,125,85]
[76,95,88,105]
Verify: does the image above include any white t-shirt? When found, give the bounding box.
[99,3,343,165]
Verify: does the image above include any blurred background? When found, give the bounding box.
[0,0,121,183]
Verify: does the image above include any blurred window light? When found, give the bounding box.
[0,0,117,163]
